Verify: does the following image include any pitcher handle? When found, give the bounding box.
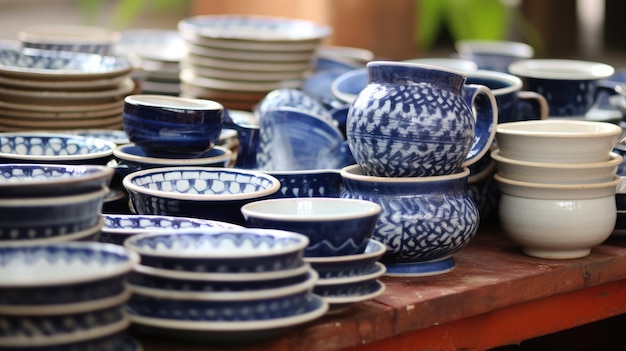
[461,84,498,168]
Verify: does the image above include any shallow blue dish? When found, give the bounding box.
[304,239,386,279]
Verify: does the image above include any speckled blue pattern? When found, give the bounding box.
[267,170,343,198]
[0,49,130,75]
[0,134,115,165]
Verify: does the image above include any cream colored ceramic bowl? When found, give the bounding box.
[495,173,620,259]
[495,120,622,163]
[491,149,623,184]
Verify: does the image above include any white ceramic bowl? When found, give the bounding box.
[491,149,623,184]
[495,173,620,259]
[495,120,622,163]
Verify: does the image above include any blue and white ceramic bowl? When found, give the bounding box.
[265,169,344,199]
[241,197,381,257]
[0,304,129,348]
[0,163,114,198]
[100,213,242,246]
[123,95,225,158]
[123,167,280,225]
[18,24,120,56]
[0,48,131,79]
[0,242,138,311]
[255,88,333,125]
[0,133,116,165]
[126,269,317,321]
[0,215,105,245]
[123,228,309,274]
[112,144,232,176]
[0,187,109,241]
[330,68,367,104]
[304,239,386,279]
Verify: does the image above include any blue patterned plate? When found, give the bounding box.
[0,48,132,79]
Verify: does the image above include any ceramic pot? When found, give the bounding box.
[340,165,479,276]
[346,61,497,177]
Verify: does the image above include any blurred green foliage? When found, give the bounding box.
[78,0,186,29]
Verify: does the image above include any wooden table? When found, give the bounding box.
[132,222,626,351]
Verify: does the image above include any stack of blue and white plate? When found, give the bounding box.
[0,162,115,244]
[122,228,328,343]
[0,242,140,350]
[305,239,387,313]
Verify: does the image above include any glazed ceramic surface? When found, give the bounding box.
[508,59,616,117]
[0,163,113,198]
[347,61,497,177]
[455,39,534,72]
[123,167,280,225]
[0,133,116,165]
[304,239,386,279]
[495,120,622,163]
[123,228,309,274]
[18,24,120,55]
[100,214,242,246]
[0,48,131,79]
[340,165,479,276]
[265,169,343,199]
[496,174,620,259]
[255,88,333,124]
[0,187,108,240]
[241,198,382,257]
[123,95,224,158]
[492,149,622,184]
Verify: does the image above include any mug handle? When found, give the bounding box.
[517,91,550,120]
[461,84,498,168]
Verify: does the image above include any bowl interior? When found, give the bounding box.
[496,120,621,137]
[241,198,381,220]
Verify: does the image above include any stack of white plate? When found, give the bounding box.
[115,29,186,96]
[0,49,134,132]
[177,15,332,111]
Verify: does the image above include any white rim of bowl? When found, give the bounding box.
[0,239,140,287]
[465,69,523,95]
[330,68,366,104]
[0,132,116,161]
[0,164,113,188]
[455,39,534,57]
[124,228,309,259]
[304,239,386,264]
[240,198,382,221]
[124,94,223,110]
[340,164,470,183]
[133,260,311,282]
[113,144,232,165]
[494,173,621,191]
[126,269,317,301]
[0,288,132,316]
[123,166,280,201]
[314,262,386,286]
[491,149,623,169]
[102,214,242,235]
[495,120,622,138]
[507,59,615,80]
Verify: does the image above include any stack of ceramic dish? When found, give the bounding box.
[122,228,328,343]
[0,48,133,131]
[0,163,114,244]
[114,29,186,96]
[240,197,386,313]
[177,14,332,111]
[492,120,623,259]
[0,242,139,349]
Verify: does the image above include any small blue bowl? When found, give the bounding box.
[126,270,317,322]
[0,242,138,309]
[123,228,309,274]
[123,166,280,225]
[241,197,382,257]
[0,133,116,165]
[330,68,367,104]
[100,213,242,246]
[0,187,109,241]
[123,95,224,158]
